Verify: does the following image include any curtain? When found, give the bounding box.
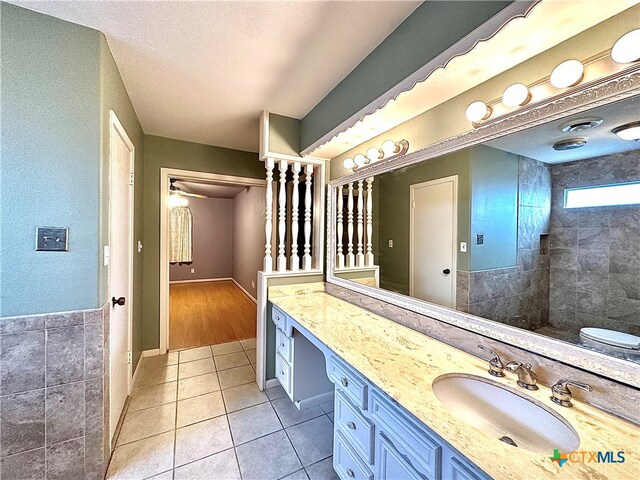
[169,206,193,264]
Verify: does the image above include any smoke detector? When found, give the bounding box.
[561,118,603,133]
[553,138,587,151]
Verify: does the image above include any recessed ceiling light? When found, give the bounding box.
[611,29,640,64]
[465,101,491,122]
[553,138,587,151]
[612,121,640,141]
[561,118,603,133]
[502,83,531,108]
[550,60,584,89]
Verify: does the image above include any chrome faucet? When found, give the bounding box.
[550,379,592,407]
[506,361,538,390]
[477,345,505,377]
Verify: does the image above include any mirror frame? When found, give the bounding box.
[327,65,640,388]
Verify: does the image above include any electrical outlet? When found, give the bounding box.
[388,240,394,248]
[476,234,484,245]
[191,268,195,274]
[460,242,467,253]
[251,280,255,289]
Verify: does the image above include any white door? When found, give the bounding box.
[410,176,457,308]
[109,111,134,443]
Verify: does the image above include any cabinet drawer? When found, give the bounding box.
[276,328,292,363]
[272,305,287,332]
[369,390,441,480]
[329,356,368,410]
[275,353,292,397]
[334,430,373,480]
[335,391,375,464]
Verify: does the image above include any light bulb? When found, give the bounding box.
[611,29,640,64]
[381,140,397,157]
[502,83,531,108]
[354,154,367,167]
[612,122,640,141]
[550,60,584,89]
[366,147,382,162]
[343,157,355,170]
[465,101,491,123]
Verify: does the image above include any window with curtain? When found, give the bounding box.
[169,205,193,264]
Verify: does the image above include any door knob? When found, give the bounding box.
[442,269,451,275]
[112,296,126,307]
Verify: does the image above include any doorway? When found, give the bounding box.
[409,175,457,308]
[159,168,266,353]
[108,111,135,443]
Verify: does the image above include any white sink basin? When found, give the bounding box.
[432,374,579,454]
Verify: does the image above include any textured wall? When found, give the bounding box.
[169,198,234,282]
[0,3,101,316]
[549,150,640,337]
[232,187,266,300]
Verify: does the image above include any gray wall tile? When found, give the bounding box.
[1,390,45,456]
[45,312,84,329]
[85,378,103,436]
[1,330,45,395]
[46,383,85,445]
[46,326,84,386]
[85,323,104,379]
[85,433,105,480]
[0,315,45,335]
[84,309,103,326]
[46,438,84,480]
[0,447,45,479]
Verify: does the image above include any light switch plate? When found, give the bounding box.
[388,240,394,248]
[460,242,467,252]
[36,226,68,251]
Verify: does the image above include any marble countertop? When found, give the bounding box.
[268,283,639,480]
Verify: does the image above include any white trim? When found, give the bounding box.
[160,168,267,354]
[108,110,135,443]
[169,277,232,284]
[231,278,257,304]
[260,110,328,163]
[131,349,160,389]
[409,176,458,307]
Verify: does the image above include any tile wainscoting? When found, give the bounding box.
[0,303,110,479]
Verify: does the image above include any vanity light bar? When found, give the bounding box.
[343,139,409,172]
[465,28,640,128]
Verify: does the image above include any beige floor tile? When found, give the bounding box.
[228,402,282,445]
[218,365,255,390]
[245,348,256,364]
[117,403,176,446]
[240,338,256,350]
[106,431,174,480]
[286,415,333,466]
[135,364,178,389]
[176,391,225,428]
[178,357,215,379]
[174,448,240,480]
[148,470,175,480]
[214,352,249,371]
[174,416,232,467]
[178,372,220,400]
[236,430,301,480]
[142,352,178,369]
[211,341,243,356]
[179,346,212,363]
[221,383,268,412]
[266,385,287,401]
[128,382,177,412]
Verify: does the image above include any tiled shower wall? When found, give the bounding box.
[457,156,551,330]
[0,304,110,479]
[549,150,640,337]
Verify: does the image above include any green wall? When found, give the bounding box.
[268,113,300,156]
[99,38,145,366]
[142,136,263,350]
[374,149,471,294]
[1,3,101,316]
[300,1,512,151]
[469,145,518,271]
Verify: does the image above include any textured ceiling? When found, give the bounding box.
[8,0,419,152]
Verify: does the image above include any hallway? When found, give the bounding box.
[169,281,257,350]
[106,340,336,480]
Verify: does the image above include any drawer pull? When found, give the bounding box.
[346,421,356,430]
[280,371,284,376]
[341,377,349,388]
[280,342,285,347]
[346,468,355,478]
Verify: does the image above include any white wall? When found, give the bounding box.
[232,186,266,300]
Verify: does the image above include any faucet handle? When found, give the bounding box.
[477,345,505,377]
[551,379,593,407]
[505,362,539,390]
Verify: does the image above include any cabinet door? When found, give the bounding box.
[442,453,491,480]
[376,433,428,480]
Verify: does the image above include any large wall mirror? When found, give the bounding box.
[327,74,640,386]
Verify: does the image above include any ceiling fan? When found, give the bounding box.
[170,179,208,199]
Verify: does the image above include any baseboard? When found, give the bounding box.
[295,390,334,410]
[142,349,160,357]
[265,378,281,390]
[169,277,232,284]
[131,349,160,388]
[232,278,257,304]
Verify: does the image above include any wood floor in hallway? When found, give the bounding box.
[169,280,256,350]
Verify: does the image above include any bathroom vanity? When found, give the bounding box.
[269,283,640,480]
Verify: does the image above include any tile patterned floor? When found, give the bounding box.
[106,339,338,480]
